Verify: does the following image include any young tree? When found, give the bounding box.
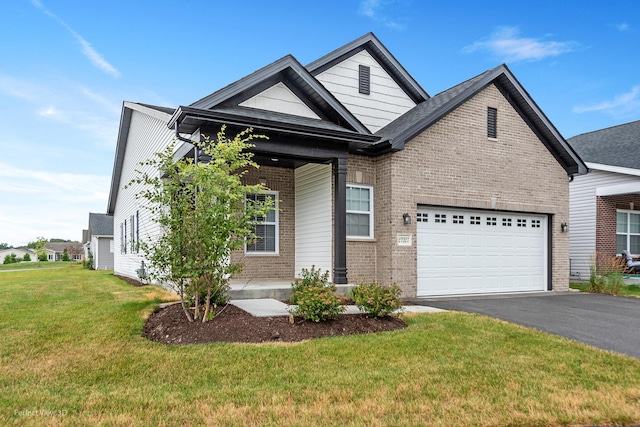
[129,126,274,322]
[23,253,31,262]
[34,237,48,262]
[61,248,70,261]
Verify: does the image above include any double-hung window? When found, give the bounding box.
[246,192,278,254]
[347,184,373,238]
[617,210,640,255]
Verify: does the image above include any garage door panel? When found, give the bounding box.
[417,207,547,297]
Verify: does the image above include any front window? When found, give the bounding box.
[617,210,640,255]
[246,192,278,254]
[347,184,373,238]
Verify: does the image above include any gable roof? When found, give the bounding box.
[567,119,640,171]
[181,55,369,134]
[306,32,429,104]
[375,64,587,175]
[45,242,83,253]
[107,102,175,214]
[88,213,113,237]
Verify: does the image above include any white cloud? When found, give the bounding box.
[463,26,578,62]
[30,0,121,78]
[573,86,640,117]
[358,0,406,30]
[616,23,630,32]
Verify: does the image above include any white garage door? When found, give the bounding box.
[417,207,548,297]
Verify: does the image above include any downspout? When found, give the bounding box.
[174,121,198,165]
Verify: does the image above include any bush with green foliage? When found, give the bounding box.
[23,253,31,262]
[83,251,94,269]
[290,266,331,304]
[3,253,20,264]
[61,248,70,262]
[289,284,345,322]
[351,282,403,318]
[185,276,230,321]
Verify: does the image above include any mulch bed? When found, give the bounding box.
[143,303,407,345]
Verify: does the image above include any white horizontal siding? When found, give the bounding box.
[113,109,174,283]
[569,169,640,279]
[240,82,320,119]
[295,164,332,279]
[315,50,416,133]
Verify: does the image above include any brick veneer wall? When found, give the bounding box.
[596,194,640,257]
[375,83,570,297]
[230,166,295,280]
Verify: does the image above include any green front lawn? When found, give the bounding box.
[2,265,640,426]
[0,260,75,271]
[571,281,640,297]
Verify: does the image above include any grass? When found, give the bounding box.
[571,281,640,297]
[0,260,75,271]
[1,265,640,426]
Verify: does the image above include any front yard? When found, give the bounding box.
[1,264,639,426]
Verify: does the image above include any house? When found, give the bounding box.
[83,213,114,270]
[0,247,36,262]
[567,120,640,279]
[44,242,84,262]
[107,33,586,298]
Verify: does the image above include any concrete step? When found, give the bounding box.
[228,279,356,301]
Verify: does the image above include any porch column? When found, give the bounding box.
[333,157,348,284]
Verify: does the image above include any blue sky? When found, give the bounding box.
[1,0,639,246]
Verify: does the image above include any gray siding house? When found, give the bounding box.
[568,120,640,279]
[108,33,586,298]
[84,213,114,270]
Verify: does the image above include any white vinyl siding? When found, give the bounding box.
[346,184,373,238]
[239,82,321,119]
[315,50,416,133]
[112,106,174,281]
[246,192,279,254]
[295,164,332,279]
[569,169,640,278]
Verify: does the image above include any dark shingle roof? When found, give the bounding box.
[88,213,114,237]
[567,120,640,170]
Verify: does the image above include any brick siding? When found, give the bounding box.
[596,194,640,257]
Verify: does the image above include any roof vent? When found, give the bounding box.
[359,65,370,95]
[487,107,497,139]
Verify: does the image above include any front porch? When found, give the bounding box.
[228,279,356,301]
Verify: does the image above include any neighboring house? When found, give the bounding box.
[44,242,84,262]
[108,33,586,298]
[84,213,114,270]
[568,120,640,279]
[0,247,36,262]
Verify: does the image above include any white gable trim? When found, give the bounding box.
[239,82,320,119]
[586,162,640,177]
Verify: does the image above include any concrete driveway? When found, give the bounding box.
[410,292,640,359]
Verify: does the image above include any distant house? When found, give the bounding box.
[44,242,83,262]
[0,247,36,262]
[568,120,640,278]
[83,213,114,270]
[108,33,585,297]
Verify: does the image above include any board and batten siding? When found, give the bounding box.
[239,82,321,119]
[113,107,175,281]
[315,50,416,133]
[569,168,640,279]
[294,164,332,280]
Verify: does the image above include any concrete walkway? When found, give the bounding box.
[230,298,445,317]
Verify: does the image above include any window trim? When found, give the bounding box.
[245,191,279,255]
[346,184,374,239]
[616,209,640,256]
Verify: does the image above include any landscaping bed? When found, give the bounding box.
[143,302,407,344]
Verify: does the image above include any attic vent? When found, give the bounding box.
[487,107,497,138]
[359,65,370,95]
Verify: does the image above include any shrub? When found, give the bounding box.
[290,266,331,304]
[587,264,624,295]
[289,285,345,322]
[23,253,31,262]
[185,277,230,309]
[351,282,403,318]
[83,251,94,269]
[61,248,70,262]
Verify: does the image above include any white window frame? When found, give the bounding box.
[346,184,374,239]
[616,209,640,256]
[245,191,279,255]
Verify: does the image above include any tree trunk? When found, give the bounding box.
[202,287,212,323]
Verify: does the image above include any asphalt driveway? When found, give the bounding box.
[410,292,640,359]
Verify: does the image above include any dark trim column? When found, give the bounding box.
[333,157,348,284]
